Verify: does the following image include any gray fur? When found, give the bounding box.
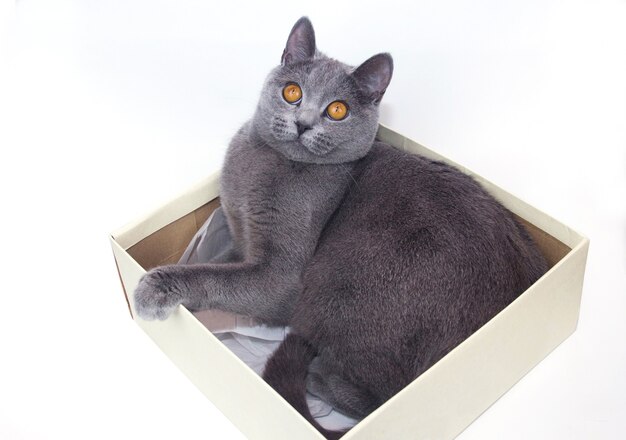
[134,16,547,436]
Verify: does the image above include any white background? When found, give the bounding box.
[0,0,625,439]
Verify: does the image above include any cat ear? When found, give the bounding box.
[281,17,316,65]
[352,53,394,104]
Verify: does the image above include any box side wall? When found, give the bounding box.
[345,239,589,440]
[135,309,324,440]
[111,239,324,440]
[127,198,220,270]
[111,238,144,313]
[112,171,221,250]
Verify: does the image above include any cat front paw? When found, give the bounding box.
[133,267,184,320]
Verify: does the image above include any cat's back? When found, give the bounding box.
[367,140,542,283]
[326,140,522,258]
[296,141,547,379]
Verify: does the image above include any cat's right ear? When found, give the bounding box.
[281,17,316,65]
[352,53,394,104]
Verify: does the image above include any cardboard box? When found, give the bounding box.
[110,124,589,439]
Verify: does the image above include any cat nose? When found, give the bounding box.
[295,121,312,136]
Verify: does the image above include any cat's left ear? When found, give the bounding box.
[352,53,394,104]
[281,17,316,65]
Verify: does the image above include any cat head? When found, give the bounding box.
[251,17,393,164]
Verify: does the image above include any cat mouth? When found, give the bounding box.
[300,134,335,156]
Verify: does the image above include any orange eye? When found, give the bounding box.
[326,101,348,121]
[282,83,302,104]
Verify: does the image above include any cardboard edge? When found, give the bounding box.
[566,236,590,331]
[110,235,150,318]
[111,242,134,319]
[110,236,134,319]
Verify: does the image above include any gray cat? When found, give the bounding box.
[134,17,547,439]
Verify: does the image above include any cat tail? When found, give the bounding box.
[262,333,348,440]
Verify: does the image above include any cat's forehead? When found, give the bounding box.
[276,59,353,90]
[308,59,352,83]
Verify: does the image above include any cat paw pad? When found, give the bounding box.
[133,267,183,320]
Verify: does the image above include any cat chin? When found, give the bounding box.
[277,149,359,165]
[301,137,335,157]
[261,130,360,164]
[270,144,334,164]
[276,142,353,165]
[272,143,327,163]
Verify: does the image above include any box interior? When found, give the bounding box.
[127,198,220,269]
[127,197,571,272]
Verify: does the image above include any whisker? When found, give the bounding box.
[340,163,359,187]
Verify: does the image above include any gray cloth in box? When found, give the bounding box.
[178,207,358,430]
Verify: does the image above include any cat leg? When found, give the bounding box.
[134,261,298,324]
[306,356,379,419]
